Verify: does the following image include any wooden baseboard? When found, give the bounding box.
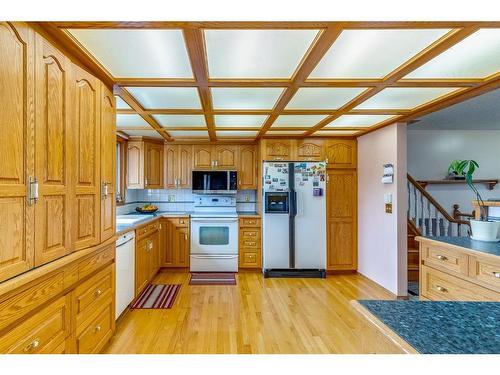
[326,269,357,275]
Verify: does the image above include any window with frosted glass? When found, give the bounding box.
[199,227,230,245]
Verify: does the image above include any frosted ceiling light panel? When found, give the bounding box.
[286,88,366,109]
[124,130,163,139]
[309,29,450,78]
[355,87,460,109]
[326,114,396,127]
[168,131,209,138]
[273,115,328,127]
[153,115,206,128]
[214,115,268,128]
[205,29,319,78]
[126,87,202,109]
[406,29,500,78]
[211,88,284,109]
[116,114,150,128]
[115,96,132,109]
[68,29,193,78]
[216,131,258,137]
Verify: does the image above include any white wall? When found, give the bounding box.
[358,123,408,296]
[407,130,500,215]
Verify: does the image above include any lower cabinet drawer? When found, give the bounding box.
[76,302,114,354]
[73,264,114,328]
[421,265,500,301]
[239,250,261,268]
[240,228,261,240]
[421,244,468,277]
[0,295,70,354]
[468,254,500,293]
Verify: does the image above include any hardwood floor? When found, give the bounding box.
[104,270,405,354]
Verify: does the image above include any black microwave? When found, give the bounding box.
[192,170,237,194]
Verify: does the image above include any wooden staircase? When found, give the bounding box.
[406,174,471,282]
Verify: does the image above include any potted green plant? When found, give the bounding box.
[446,159,466,180]
[457,160,499,242]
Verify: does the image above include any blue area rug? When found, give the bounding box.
[358,300,500,354]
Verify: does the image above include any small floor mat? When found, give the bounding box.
[131,284,181,309]
[189,272,236,285]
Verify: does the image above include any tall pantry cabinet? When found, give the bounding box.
[0,22,116,283]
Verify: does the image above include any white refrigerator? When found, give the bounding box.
[262,161,327,278]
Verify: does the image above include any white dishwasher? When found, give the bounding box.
[115,231,135,320]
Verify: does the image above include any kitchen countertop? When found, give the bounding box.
[418,236,500,257]
[354,300,500,354]
[116,211,261,236]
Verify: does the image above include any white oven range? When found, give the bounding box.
[190,195,238,272]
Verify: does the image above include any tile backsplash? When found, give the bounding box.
[117,189,257,215]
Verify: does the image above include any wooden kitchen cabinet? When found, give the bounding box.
[324,139,357,169]
[72,63,101,251]
[161,217,190,268]
[326,169,357,271]
[193,145,213,169]
[296,139,324,161]
[0,22,35,282]
[99,84,116,242]
[238,145,258,190]
[127,139,164,189]
[260,139,295,161]
[145,141,164,188]
[135,220,160,296]
[165,144,192,188]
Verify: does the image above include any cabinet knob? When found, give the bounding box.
[435,285,448,293]
[94,288,103,298]
[24,338,40,352]
[94,325,102,333]
[436,255,448,261]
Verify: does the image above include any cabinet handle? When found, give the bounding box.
[94,325,102,333]
[492,272,500,278]
[27,176,39,205]
[145,178,148,186]
[184,234,188,240]
[436,255,448,261]
[102,181,109,199]
[275,157,283,161]
[325,158,329,164]
[24,338,40,352]
[94,288,103,298]
[435,285,448,293]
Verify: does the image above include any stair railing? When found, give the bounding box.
[407,174,470,237]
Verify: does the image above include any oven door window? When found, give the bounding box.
[199,226,230,245]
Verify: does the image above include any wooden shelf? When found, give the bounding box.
[417,179,498,190]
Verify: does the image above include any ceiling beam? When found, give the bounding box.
[357,74,500,137]
[51,21,500,29]
[116,77,483,88]
[304,27,481,136]
[113,86,172,141]
[183,28,216,141]
[256,26,344,139]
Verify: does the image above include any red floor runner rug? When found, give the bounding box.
[131,284,181,309]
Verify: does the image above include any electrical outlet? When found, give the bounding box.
[245,194,250,202]
[168,195,176,202]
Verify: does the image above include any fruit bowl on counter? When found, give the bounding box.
[135,203,159,214]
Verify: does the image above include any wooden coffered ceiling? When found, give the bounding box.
[36,21,500,142]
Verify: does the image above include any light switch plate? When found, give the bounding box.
[385,203,393,214]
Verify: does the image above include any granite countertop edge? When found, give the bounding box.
[416,236,500,258]
[115,211,260,236]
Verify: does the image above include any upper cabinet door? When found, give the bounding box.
[324,139,357,169]
[215,145,239,169]
[34,34,73,266]
[164,145,178,188]
[144,141,164,189]
[296,139,324,161]
[100,84,116,242]
[238,145,258,190]
[177,145,192,188]
[193,145,213,169]
[0,22,35,282]
[71,64,101,250]
[127,140,144,189]
[262,139,295,161]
